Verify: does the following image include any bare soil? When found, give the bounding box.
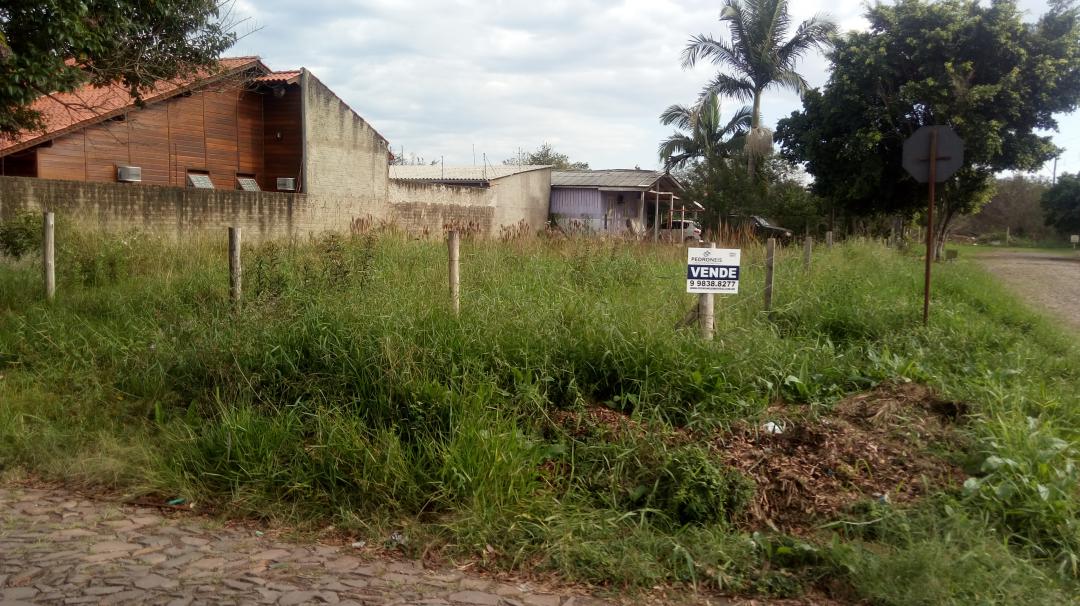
[716,384,966,533]
[556,383,967,536]
[977,251,1080,332]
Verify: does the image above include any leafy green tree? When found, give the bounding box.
[777,0,1080,248]
[0,0,236,136]
[658,92,751,170]
[504,143,588,170]
[1042,173,1080,236]
[682,0,835,176]
[676,154,820,232]
[955,175,1053,241]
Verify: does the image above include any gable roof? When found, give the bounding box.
[255,71,302,85]
[0,56,269,157]
[552,169,675,189]
[390,165,551,183]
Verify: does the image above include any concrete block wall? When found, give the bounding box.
[0,176,384,240]
[387,180,495,236]
[301,72,390,213]
[490,168,552,235]
[392,202,494,237]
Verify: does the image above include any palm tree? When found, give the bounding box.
[658,92,751,170]
[682,0,835,176]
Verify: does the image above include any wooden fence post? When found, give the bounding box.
[699,242,716,341]
[228,227,241,306]
[826,230,834,248]
[43,212,55,301]
[803,235,813,270]
[448,230,460,315]
[764,237,775,313]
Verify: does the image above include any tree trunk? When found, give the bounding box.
[747,90,762,178]
[935,203,958,261]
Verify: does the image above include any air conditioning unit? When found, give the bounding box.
[276,177,297,191]
[116,166,142,183]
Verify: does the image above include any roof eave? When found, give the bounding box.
[1,58,268,158]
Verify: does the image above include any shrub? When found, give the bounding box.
[0,212,41,258]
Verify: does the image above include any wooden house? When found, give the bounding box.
[0,57,388,196]
[550,169,697,237]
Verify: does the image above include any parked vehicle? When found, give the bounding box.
[727,215,793,241]
[658,219,703,242]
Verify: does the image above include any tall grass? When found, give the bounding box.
[0,225,1078,602]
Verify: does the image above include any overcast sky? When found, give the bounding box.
[231,0,1076,177]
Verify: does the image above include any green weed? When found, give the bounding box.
[0,232,1078,602]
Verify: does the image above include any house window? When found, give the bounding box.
[187,170,213,189]
[237,175,260,191]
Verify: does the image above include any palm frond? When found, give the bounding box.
[776,14,837,67]
[698,92,722,132]
[659,134,698,169]
[763,0,791,63]
[682,34,745,71]
[723,133,749,156]
[702,72,755,103]
[721,0,755,73]
[770,68,809,95]
[722,105,754,136]
[659,104,695,129]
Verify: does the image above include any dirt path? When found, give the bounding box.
[976,251,1080,332]
[0,487,619,606]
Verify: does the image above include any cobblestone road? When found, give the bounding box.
[0,487,612,606]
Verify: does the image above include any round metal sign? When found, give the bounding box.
[903,126,964,183]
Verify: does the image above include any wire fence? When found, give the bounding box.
[29,213,852,340]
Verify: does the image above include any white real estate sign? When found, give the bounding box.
[1071,235,1079,244]
[687,248,741,294]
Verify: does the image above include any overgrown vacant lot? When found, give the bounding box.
[1,228,1079,604]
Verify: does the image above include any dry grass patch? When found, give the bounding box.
[718,383,968,532]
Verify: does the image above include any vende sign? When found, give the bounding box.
[687,248,741,294]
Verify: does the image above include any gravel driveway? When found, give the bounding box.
[976,251,1080,332]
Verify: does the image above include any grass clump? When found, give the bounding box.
[1,231,1079,603]
[0,212,41,259]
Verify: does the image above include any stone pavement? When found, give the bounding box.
[0,487,610,606]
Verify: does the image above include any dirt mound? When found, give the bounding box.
[716,383,968,532]
[551,405,650,439]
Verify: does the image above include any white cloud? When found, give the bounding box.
[228,0,1070,174]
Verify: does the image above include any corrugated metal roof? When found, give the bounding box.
[552,169,667,189]
[389,165,551,183]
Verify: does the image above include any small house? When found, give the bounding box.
[549,169,699,237]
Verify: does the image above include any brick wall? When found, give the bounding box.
[386,170,553,238]
[0,176,384,239]
[387,180,495,236]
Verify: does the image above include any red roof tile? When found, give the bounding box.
[255,71,302,85]
[0,56,267,156]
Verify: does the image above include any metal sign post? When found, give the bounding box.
[903,125,965,326]
[923,129,938,326]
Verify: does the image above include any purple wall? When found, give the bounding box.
[551,187,602,216]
